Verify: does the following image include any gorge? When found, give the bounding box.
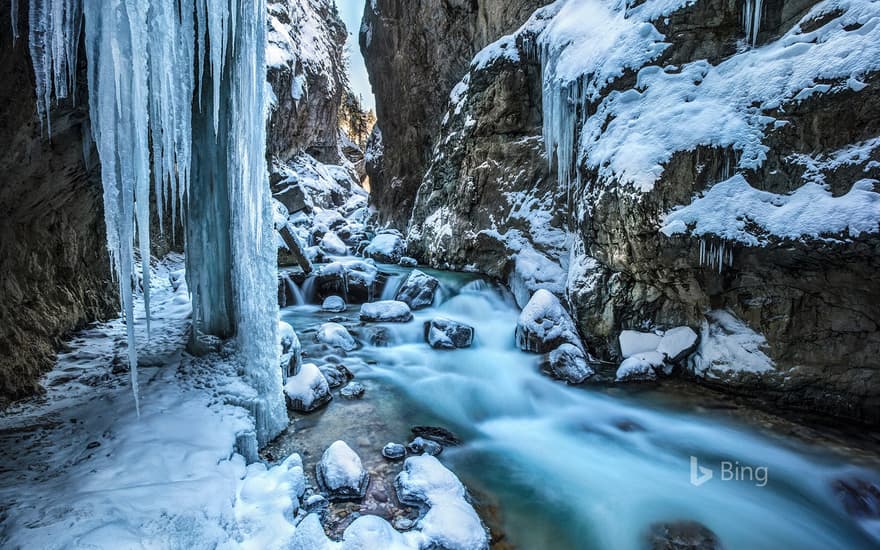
[1,0,879,548]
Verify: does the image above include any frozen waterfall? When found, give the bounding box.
[27,0,286,445]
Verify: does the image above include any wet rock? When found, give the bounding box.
[364,326,395,347]
[284,363,333,412]
[320,230,349,256]
[340,382,366,399]
[658,326,700,363]
[411,426,462,447]
[396,269,439,310]
[541,343,595,384]
[516,289,582,354]
[833,478,880,518]
[407,437,442,456]
[316,440,370,501]
[424,318,474,349]
[382,443,407,461]
[616,352,666,382]
[399,256,418,268]
[364,233,406,264]
[320,364,354,389]
[360,301,413,323]
[645,521,723,550]
[316,322,358,351]
[322,295,347,313]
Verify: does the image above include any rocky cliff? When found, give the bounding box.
[385,0,880,423]
[360,0,552,228]
[0,5,116,405]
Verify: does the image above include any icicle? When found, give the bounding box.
[743,0,763,47]
[11,0,20,43]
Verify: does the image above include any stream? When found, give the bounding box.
[269,262,880,550]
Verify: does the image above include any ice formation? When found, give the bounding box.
[28,0,286,443]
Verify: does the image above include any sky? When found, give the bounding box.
[335,0,376,111]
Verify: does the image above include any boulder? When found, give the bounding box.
[382,443,407,460]
[320,230,349,256]
[399,256,418,267]
[319,364,354,389]
[322,295,347,313]
[316,440,370,501]
[360,301,413,323]
[407,437,442,456]
[645,521,723,550]
[396,269,440,310]
[364,326,395,347]
[424,318,474,349]
[284,363,332,412]
[364,233,406,263]
[340,382,366,399]
[657,326,700,363]
[619,330,663,359]
[616,352,666,382]
[541,343,594,384]
[515,289,582,353]
[316,322,357,351]
[315,260,379,303]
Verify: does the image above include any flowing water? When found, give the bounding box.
[277,264,880,550]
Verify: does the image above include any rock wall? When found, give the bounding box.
[0,5,116,405]
[398,0,880,423]
[360,0,552,228]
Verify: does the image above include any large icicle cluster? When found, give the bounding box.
[28,0,286,444]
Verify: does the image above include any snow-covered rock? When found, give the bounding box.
[424,318,474,349]
[658,326,700,363]
[277,321,302,378]
[364,233,406,264]
[316,440,370,501]
[382,443,407,461]
[316,322,358,351]
[619,330,663,359]
[320,231,349,256]
[616,352,666,382]
[399,256,418,268]
[319,364,354,389]
[360,301,413,323]
[689,310,776,380]
[340,382,366,399]
[542,343,594,384]
[396,269,440,310]
[515,289,581,353]
[284,363,333,412]
[289,513,336,550]
[316,260,379,303]
[322,295,347,313]
[407,437,442,456]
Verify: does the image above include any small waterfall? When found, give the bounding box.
[380,274,404,301]
[280,272,306,306]
[301,275,317,304]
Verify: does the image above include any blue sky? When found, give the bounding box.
[335,0,376,111]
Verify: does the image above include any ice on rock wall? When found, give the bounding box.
[29,0,286,444]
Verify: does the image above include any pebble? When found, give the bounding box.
[382,443,406,460]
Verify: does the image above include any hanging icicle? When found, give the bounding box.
[698,237,735,273]
[743,0,764,47]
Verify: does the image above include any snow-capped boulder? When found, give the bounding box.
[316,322,357,351]
[277,321,302,378]
[284,363,333,412]
[340,382,366,399]
[320,230,349,256]
[364,233,406,264]
[689,310,776,382]
[399,256,418,267]
[360,301,413,323]
[322,295,347,313]
[424,318,474,349]
[619,330,663,359]
[315,260,379,303]
[396,269,440,310]
[342,515,412,549]
[319,364,354,389]
[657,326,700,363]
[616,352,666,382]
[382,443,407,460]
[541,343,594,384]
[316,440,370,501]
[515,289,581,353]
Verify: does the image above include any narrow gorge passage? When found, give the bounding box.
[1,0,880,549]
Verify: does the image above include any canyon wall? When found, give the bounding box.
[368,0,880,422]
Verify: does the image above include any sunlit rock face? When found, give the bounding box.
[397,0,880,423]
[0,4,116,405]
[360,0,552,229]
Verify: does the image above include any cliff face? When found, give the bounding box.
[360,0,552,228]
[396,0,880,423]
[0,5,116,405]
[267,0,348,164]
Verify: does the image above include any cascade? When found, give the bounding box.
[28,0,286,445]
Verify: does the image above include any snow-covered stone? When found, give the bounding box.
[542,343,594,384]
[616,352,666,382]
[342,515,412,549]
[619,330,663,359]
[340,382,366,399]
[399,256,418,267]
[320,231,349,256]
[689,310,776,380]
[316,322,358,351]
[322,295,347,313]
[382,443,407,460]
[396,269,440,310]
[289,513,335,550]
[657,326,700,363]
[316,441,370,501]
[360,301,413,323]
[515,289,581,353]
[364,233,406,263]
[284,363,333,412]
[424,318,474,349]
[316,260,379,303]
[319,364,354,389]
[407,437,442,456]
[277,321,302,378]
